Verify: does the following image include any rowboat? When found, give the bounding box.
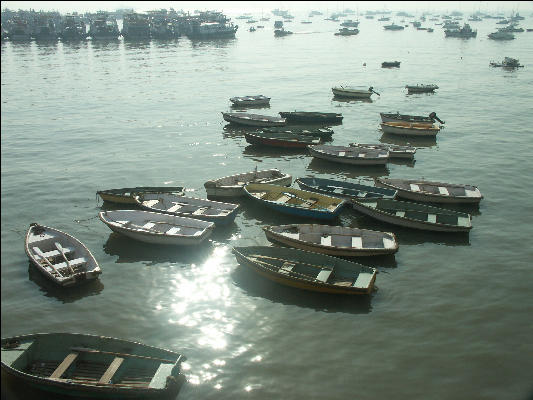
[380,121,440,137]
[230,95,271,106]
[232,246,377,294]
[221,112,286,127]
[96,186,185,205]
[263,224,398,256]
[278,112,343,124]
[331,86,379,99]
[243,183,346,220]
[308,145,389,165]
[262,126,334,139]
[25,223,101,287]
[295,177,397,200]
[374,178,483,204]
[204,168,292,198]
[244,131,321,148]
[1,332,186,399]
[349,143,416,159]
[351,198,472,232]
[382,61,400,67]
[99,210,214,245]
[134,193,239,226]
[405,84,439,94]
[380,111,445,125]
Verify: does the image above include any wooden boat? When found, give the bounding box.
[204,168,292,198]
[380,121,440,137]
[332,86,379,99]
[244,131,321,148]
[308,145,389,166]
[295,177,397,200]
[96,186,185,205]
[263,224,398,256]
[232,246,377,294]
[1,332,186,399]
[349,143,416,159]
[99,210,214,245]
[351,198,472,232]
[382,61,400,67]
[134,193,239,226]
[374,178,483,204]
[243,183,346,220]
[405,84,439,93]
[262,126,334,139]
[221,112,286,127]
[380,111,445,125]
[278,112,343,124]
[25,223,101,287]
[230,95,270,106]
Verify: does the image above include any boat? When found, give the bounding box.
[405,84,439,94]
[374,178,483,204]
[263,224,398,256]
[380,121,441,137]
[232,246,377,294]
[185,13,238,39]
[427,28,434,32]
[262,126,334,139]
[380,111,445,124]
[25,223,101,287]
[60,14,87,41]
[88,12,120,40]
[489,57,524,68]
[243,183,346,220]
[222,112,286,127]
[134,193,239,226]
[349,143,416,159]
[384,23,404,30]
[121,12,150,40]
[274,28,293,36]
[96,186,185,205]
[295,177,397,201]
[1,332,186,399]
[308,145,389,166]
[244,131,321,148]
[340,19,360,27]
[334,28,359,36]
[444,23,477,37]
[99,210,215,245]
[204,168,292,198]
[277,112,343,124]
[351,198,473,232]
[488,31,515,40]
[382,61,401,68]
[332,86,380,99]
[230,95,271,107]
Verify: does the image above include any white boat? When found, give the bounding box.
[349,143,416,159]
[405,84,439,94]
[380,121,440,137]
[488,31,515,40]
[230,95,271,106]
[99,210,214,245]
[221,112,286,127]
[25,223,101,287]
[308,145,389,165]
[204,168,292,198]
[374,178,483,204]
[379,111,444,125]
[263,224,398,256]
[331,86,379,99]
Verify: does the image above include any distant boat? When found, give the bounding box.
[384,23,404,30]
[274,28,293,36]
[308,145,389,166]
[232,246,377,294]
[380,111,445,125]
[96,186,185,205]
[278,111,343,124]
[405,84,439,94]
[488,31,515,40]
[263,224,398,256]
[295,177,397,200]
[25,223,101,287]
[489,57,523,68]
[334,28,359,36]
[230,95,270,107]
[1,332,186,399]
[340,19,360,27]
[444,23,477,37]
[262,126,334,139]
[382,61,401,67]
[244,131,322,148]
[349,143,416,159]
[332,86,380,99]
[222,112,286,127]
[380,121,441,137]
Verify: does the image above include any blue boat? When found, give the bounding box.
[243,183,346,220]
[295,177,397,201]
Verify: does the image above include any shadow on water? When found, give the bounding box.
[123,39,151,50]
[331,96,373,104]
[306,157,390,178]
[230,103,271,111]
[27,263,104,303]
[189,37,236,49]
[379,132,437,148]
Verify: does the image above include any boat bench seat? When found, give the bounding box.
[33,246,74,260]
[279,262,295,274]
[28,232,55,244]
[166,227,181,235]
[143,199,160,208]
[50,352,79,379]
[53,257,87,271]
[149,363,175,389]
[353,272,374,288]
[316,269,332,283]
[98,357,124,384]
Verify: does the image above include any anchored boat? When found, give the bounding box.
[380,121,441,137]
[308,145,389,166]
[295,177,397,201]
[96,186,185,205]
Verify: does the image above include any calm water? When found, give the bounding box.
[2,14,533,400]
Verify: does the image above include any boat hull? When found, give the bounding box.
[308,145,389,165]
[331,88,372,98]
[222,113,286,127]
[379,112,434,124]
[380,123,439,137]
[204,169,292,198]
[244,132,320,148]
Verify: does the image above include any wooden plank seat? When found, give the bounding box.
[148,363,175,389]
[279,262,295,274]
[33,246,73,260]
[192,207,208,215]
[48,257,87,273]
[166,227,181,235]
[50,352,79,379]
[98,357,124,384]
[142,222,156,230]
[143,199,160,208]
[316,269,333,283]
[28,232,55,244]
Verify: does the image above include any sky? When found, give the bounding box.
[2,1,532,15]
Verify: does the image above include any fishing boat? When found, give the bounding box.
[25,223,101,287]
[444,23,477,37]
[489,57,523,68]
[380,111,445,124]
[382,61,401,68]
[384,23,404,30]
[278,112,343,124]
[488,31,515,40]
[1,332,186,399]
[380,121,440,137]
[262,126,334,139]
[99,210,215,245]
[244,131,321,148]
[134,193,239,225]
[96,186,185,205]
[232,246,377,294]
[332,86,380,99]
[230,95,271,107]
[295,177,397,200]
[222,112,286,127]
[274,28,293,36]
[334,27,359,35]
[405,84,439,94]
[351,198,472,232]
[243,183,346,220]
[263,224,398,256]
[204,168,292,198]
[349,143,416,159]
[308,145,389,166]
[374,178,483,204]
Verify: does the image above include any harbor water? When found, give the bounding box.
[2,13,533,400]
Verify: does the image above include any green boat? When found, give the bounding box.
[96,186,185,205]
[1,332,186,399]
[261,126,334,139]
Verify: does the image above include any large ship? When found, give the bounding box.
[184,11,237,39]
[6,17,32,41]
[32,13,58,41]
[121,12,150,40]
[60,14,86,41]
[88,11,120,40]
[444,23,477,38]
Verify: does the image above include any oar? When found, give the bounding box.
[55,242,75,275]
[71,347,177,364]
[368,86,381,96]
[34,247,64,277]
